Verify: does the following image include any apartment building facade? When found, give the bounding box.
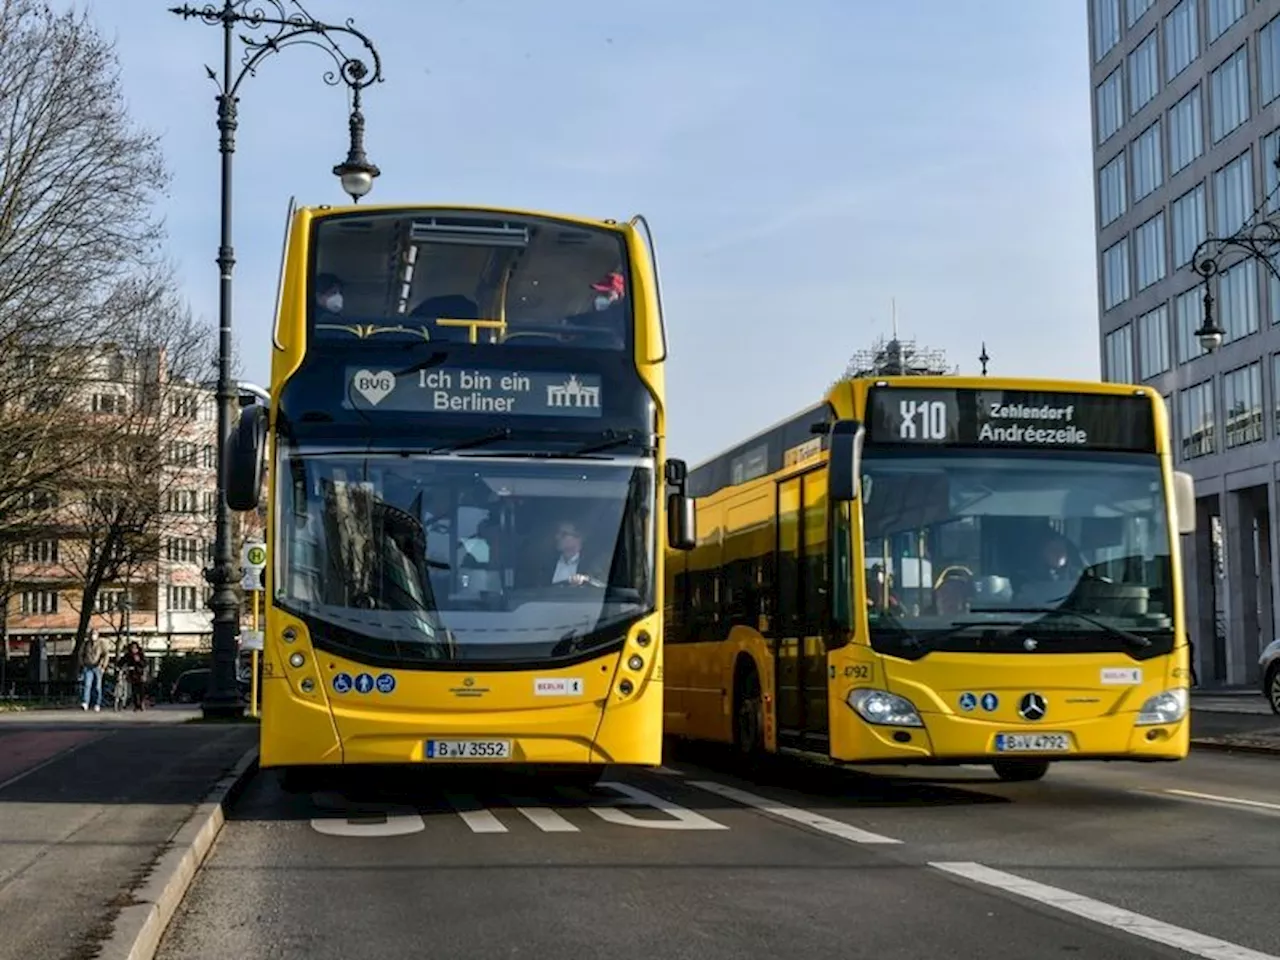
[1089,0,1280,686]
[2,344,265,679]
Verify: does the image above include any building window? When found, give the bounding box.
[1099,152,1127,226]
[20,591,59,615]
[1103,238,1131,311]
[19,540,59,564]
[1138,305,1170,379]
[1165,0,1199,81]
[1263,129,1280,216]
[1177,380,1216,459]
[1129,32,1160,117]
[1175,287,1208,364]
[1171,182,1206,268]
[1126,0,1153,29]
[1094,0,1122,62]
[1219,258,1259,343]
[1134,213,1166,291]
[1207,0,1245,44]
[1214,149,1253,237]
[1272,355,1280,434]
[1105,324,1134,382]
[1168,86,1203,175]
[1223,361,1263,447]
[1097,67,1125,144]
[1131,121,1163,200]
[1210,46,1250,143]
[168,586,200,612]
[92,394,125,414]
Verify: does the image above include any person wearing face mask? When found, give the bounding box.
[315,272,345,319]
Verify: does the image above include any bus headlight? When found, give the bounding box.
[846,689,923,727]
[1135,688,1188,725]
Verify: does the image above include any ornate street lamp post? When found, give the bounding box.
[169,1,382,717]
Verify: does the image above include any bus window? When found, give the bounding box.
[308,210,631,350]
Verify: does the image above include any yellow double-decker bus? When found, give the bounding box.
[223,203,695,789]
[664,376,1196,782]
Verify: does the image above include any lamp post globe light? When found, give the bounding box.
[169,0,383,718]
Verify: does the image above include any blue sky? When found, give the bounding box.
[72,0,1098,463]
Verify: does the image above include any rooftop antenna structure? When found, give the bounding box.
[837,299,957,382]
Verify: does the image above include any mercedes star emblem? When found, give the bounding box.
[1018,692,1047,721]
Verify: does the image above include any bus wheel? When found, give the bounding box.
[991,759,1050,782]
[733,666,765,761]
[1266,664,1280,715]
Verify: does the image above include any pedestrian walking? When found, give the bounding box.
[118,641,147,711]
[79,629,108,712]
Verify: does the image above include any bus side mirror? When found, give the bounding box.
[665,457,696,551]
[828,420,864,502]
[1173,470,1196,535]
[226,403,268,512]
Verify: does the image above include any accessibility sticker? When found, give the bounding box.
[355,673,375,694]
[333,673,353,694]
[958,692,977,712]
[980,692,999,712]
[376,673,396,694]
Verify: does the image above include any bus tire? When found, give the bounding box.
[1266,663,1280,715]
[733,661,765,762]
[991,759,1050,782]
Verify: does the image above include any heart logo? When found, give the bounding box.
[352,369,396,406]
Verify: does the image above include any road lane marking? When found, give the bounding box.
[446,795,510,833]
[653,765,685,776]
[589,781,729,830]
[512,803,580,832]
[310,807,426,837]
[0,731,105,792]
[931,862,1280,960]
[686,780,901,844]
[1163,788,1280,813]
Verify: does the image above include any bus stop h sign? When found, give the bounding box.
[241,541,266,592]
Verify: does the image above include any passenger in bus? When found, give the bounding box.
[314,272,345,321]
[562,271,627,347]
[866,564,904,614]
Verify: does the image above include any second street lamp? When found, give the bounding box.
[169,0,383,718]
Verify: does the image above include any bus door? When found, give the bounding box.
[775,468,830,747]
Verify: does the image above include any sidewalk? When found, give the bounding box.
[0,707,256,960]
[1190,690,1280,755]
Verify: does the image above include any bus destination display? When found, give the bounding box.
[865,387,1157,452]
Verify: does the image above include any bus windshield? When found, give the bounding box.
[859,450,1175,658]
[274,450,654,666]
[309,210,631,351]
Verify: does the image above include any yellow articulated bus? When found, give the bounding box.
[664,376,1196,782]
[223,203,695,790]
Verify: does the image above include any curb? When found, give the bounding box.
[96,745,260,960]
[1190,737,1280,757]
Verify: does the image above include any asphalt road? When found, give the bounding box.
[155,738,1280,960]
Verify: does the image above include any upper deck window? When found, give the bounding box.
[309,210,631,351]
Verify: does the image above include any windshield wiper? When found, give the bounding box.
[428,427,510,454]
[568,430,651,457]
[970,606,1152,652]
